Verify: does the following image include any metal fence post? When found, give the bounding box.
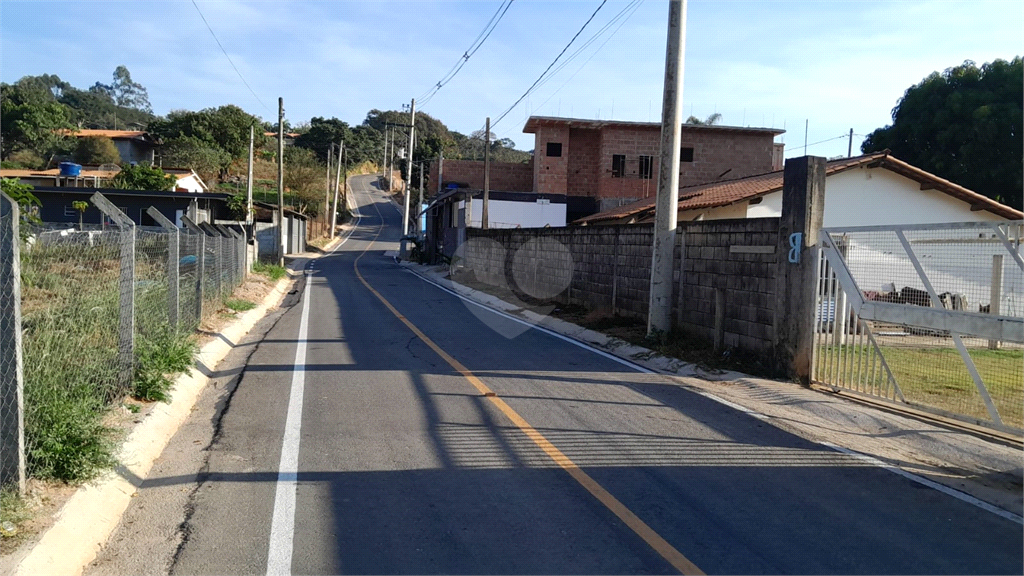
[181,216,205,321]
[146,207,179,329]
[0,192,25,493]
[90,193,135,388]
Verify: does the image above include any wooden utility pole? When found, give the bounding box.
[647,0,687,338]
[277,97,285,265]
[403,99,416,237]
[482,117,490,229]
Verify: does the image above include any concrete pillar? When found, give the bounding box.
[774,156,826,382]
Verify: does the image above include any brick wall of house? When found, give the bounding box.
[462,217,782,364]
[566,128,601,197]
[533,126,570,196]
[428,158,533,193]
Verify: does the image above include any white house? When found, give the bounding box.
[576,152,1021,226]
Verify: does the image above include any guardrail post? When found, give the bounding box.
[90,193,135,387]
[145,207,180,329]
[0,192,25,493]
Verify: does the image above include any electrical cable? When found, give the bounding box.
[191,0,271,113]
[417,0,516,107]
[490,0,608,129]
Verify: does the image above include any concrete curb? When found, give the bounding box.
[11,256,332,576]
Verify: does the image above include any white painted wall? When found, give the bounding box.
[460,199,567,228]
[744,166,1006,226]
[173,174,207,193]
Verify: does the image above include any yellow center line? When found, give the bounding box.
[349,187,703,575]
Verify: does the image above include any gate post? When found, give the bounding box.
[774,156,826,382]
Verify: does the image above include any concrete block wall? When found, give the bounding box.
[466,217,782,363]
[429,159,534,193]
[676,218,780,355]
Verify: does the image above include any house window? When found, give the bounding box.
[64,205,78,217]
[638,155,653,179]
[546,142,562,157]
[680,147,694,162]
[611,154,626,178]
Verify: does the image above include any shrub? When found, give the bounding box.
[74,136,121,165]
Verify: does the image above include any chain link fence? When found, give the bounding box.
[0,193,248,490]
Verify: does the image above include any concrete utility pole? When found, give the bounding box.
[277,97,285,266]
[246,125,254,225]
[381,126,388,179]
[403,99,416,236]
[847,128,854,158]
[325,143,333,236]
[437,150,444,194]
[647,0,687,338]
[418,160,425,239]
[482,117,490,229]
[331,141,344,239]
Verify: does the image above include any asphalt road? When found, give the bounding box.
[88,174,1023,575]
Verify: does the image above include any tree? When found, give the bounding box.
[0,177,41,226]
[111,163,176,191]
[159,136,231,185]
[74,136,121,165]
[72,200,89,230]
[862,57,1022,209]
[294,117,350,162]
[94,65,152,113]
[1,83,74,162]
[149,105,266,162]
[282,147,325,215]
[685,112,722,125]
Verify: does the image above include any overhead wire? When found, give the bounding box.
[490,0,608,129]
[190,0,271,114]
[417,0,516,107]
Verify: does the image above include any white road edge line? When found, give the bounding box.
[265,263,313,575]
[405,267,1024,526]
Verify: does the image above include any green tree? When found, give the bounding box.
[0,177,42,226]
[282,147,326,215]
[862,57,1023,209]
[685,112,722,125]
[0,83,74,162]
[72,200,89,230]
[159,136,231,185]
[294,117,350,162]
[111,163,176,191]
[74,136,121,165]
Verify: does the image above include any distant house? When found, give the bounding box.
[0,166,208,193]
[574,152,1022,226]
[66,129,162,164]
[265,131,300,146]
[27,186,229,227]
[523,116,785,221]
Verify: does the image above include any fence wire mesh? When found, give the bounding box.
[814,222,1024,434]
[0,200,248,485]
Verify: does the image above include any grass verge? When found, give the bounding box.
[253,261,286,281]
[224,298,256,312]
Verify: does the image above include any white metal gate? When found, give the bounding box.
[812,221,1024,435]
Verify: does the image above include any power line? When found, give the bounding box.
[191,0,271,113]
[495,0,643,141]
[417,0,516,107]
[491,0,608,129]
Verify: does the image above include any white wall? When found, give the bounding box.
[744,166,1006,226]
[461,199,567,228]
[173,174,207,193]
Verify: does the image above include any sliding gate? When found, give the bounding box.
[812,221,1024,436]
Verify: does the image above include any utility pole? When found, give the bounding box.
[381,126,388,179]
[647,0,687,338]
[403,99,416,237]
[482,117,490,230]
[246,125,254,226]
[847,128,854,158]
[277,97,285,266]
[437,150,444,194]
[331,141,344,239]
[803,119,809,156]
[325,143,333,238]
[418,160,425,239]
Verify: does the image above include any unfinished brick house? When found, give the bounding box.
[522,116,785,221]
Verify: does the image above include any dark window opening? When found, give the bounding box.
[612,154,626,178]
[638,155,653,179]
[680,147,694,162]
[546,142,562,157]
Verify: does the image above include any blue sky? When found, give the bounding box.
[1,0,1020,159]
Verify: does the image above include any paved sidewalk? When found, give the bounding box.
[408,262,1024,518]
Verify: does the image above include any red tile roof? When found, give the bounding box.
[574,152,1022,224]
